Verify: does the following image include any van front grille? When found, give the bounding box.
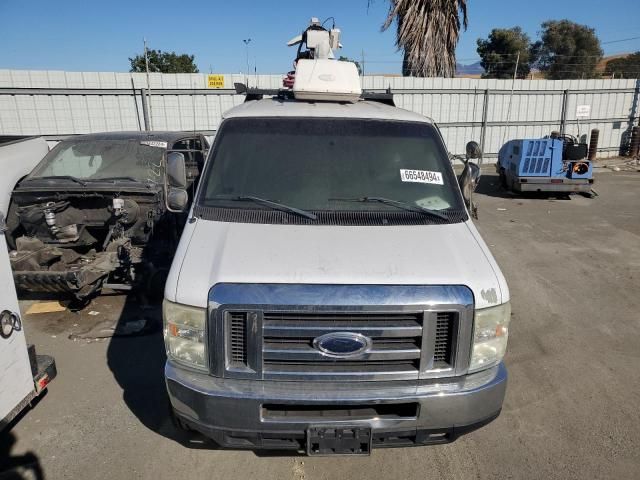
[257,311,456,381]
[212,284,473,381]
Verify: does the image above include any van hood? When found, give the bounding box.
[167,219,509,309]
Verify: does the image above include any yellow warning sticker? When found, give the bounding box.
[207,74,225,89]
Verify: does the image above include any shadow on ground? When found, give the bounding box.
[104,292,215,450]
[0,429,44,480]
[102,292,327,456]
[475,172,513,199]
[20,288,218,451]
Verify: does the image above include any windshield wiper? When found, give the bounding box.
[212,195,317,220]
[329,196,449,221]
[24,175,87,186]
[85,176,145,183]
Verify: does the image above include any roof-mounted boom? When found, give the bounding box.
[285,17,361,103]
[287,17,342,61]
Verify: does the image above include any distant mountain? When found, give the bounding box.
[456,61,484,76]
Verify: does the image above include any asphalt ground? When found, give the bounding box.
[2,170,639,480]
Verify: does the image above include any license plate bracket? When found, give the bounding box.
[306,426,372,456]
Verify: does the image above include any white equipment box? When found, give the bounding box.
[293,59,362,103]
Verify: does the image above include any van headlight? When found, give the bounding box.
[469,302,511,373]
[163,300,207,370]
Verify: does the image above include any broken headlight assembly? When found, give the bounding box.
[163,300,207,371]
[469,302,511,373]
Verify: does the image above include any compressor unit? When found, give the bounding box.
[497,135,594,194]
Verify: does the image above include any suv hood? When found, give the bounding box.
[167,219,509,309]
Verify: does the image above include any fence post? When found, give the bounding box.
[630,126,640,158]
[140,88,150,131]
[480,89,490,155]
[560,89,569,136]
[588,128,600,160]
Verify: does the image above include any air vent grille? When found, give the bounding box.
[433,312,455,367]
[228,312,248,367]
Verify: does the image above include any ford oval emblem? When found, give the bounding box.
[313,332,372,358]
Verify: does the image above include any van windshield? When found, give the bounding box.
[198,117,463,217]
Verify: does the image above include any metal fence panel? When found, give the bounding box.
[0,70,638,159]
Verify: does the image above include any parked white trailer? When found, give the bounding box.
[0,136,56,430]
[0,136,49,215]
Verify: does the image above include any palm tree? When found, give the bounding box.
[382,0,468,77]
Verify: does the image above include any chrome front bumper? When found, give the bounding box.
[166,360,507,451]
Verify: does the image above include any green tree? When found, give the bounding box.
[129,49,199,73]
[338,56,363,75]
[532,20,602,80]
[604,52,640,78]
[477,27,535,79]
[381,0,468,77]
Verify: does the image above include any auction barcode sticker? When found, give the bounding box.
[400,169,444,185]
[140,140,168,148]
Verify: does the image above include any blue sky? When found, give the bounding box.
[1,0,639,74]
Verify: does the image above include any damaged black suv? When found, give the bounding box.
[6,131,207,300]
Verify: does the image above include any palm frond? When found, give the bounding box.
[382,0,468,77]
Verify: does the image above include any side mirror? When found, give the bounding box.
[167,152,187,189]
[465,141,482,160]
[166,188,188,212]
[459,141,483,219]
[165,152,188,212]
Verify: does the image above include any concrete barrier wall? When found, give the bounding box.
[1,70,638,158]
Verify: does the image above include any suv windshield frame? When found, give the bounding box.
[27,138,165,184]
[195,116,467,225]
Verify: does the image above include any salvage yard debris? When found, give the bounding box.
[25,301,66,314]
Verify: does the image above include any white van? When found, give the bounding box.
[162,89,510,455]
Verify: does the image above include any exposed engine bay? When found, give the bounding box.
[7,189,181,299]
[4,131,206,300]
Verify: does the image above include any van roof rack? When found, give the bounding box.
[233,83,395,107]
[234,83,293,102]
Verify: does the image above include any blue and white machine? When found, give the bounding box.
[497,135,594,194]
